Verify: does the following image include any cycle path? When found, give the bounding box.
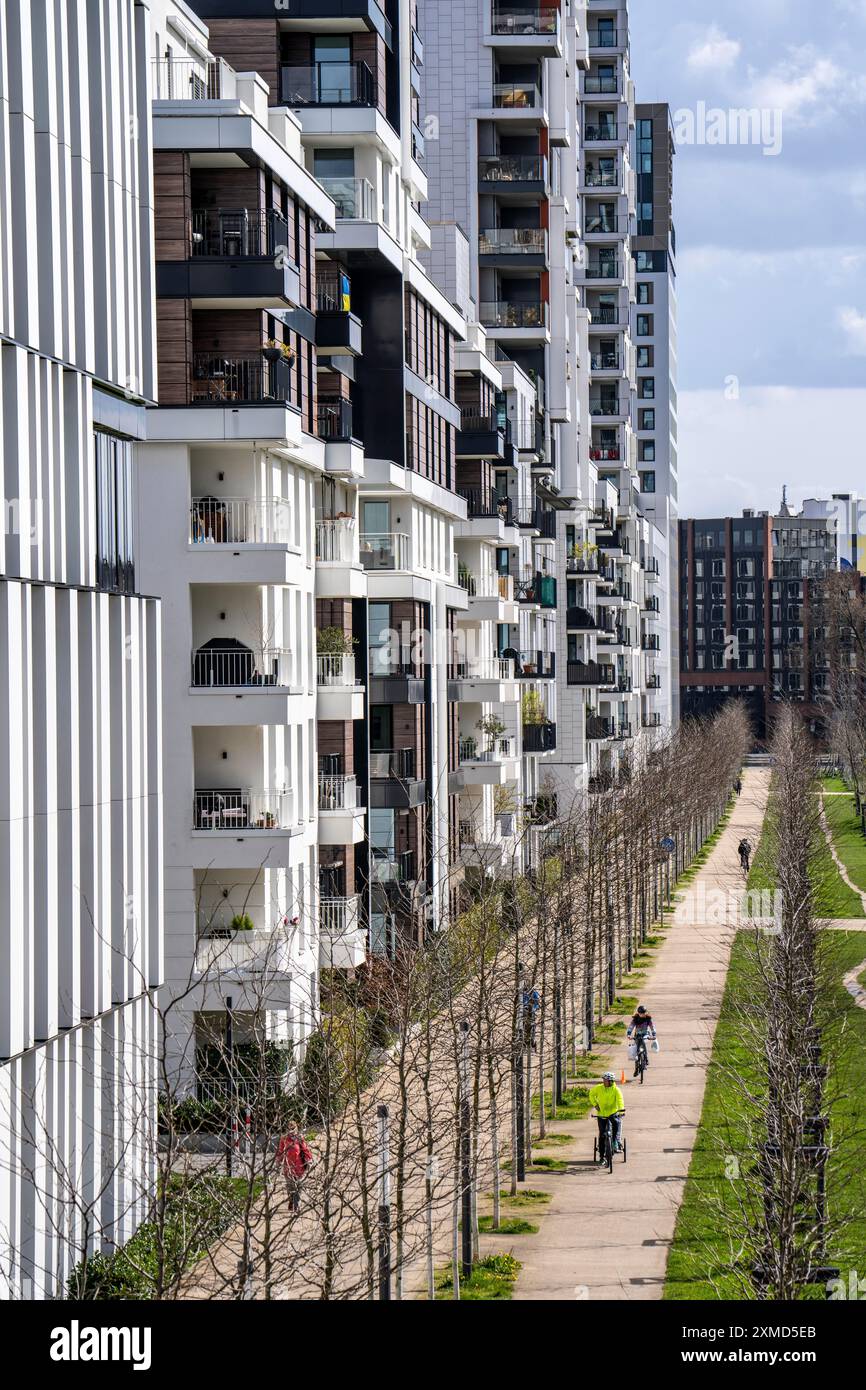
[509,768,771,1301]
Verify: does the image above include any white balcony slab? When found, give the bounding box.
[316,684,365,721]
[318,804,366,846]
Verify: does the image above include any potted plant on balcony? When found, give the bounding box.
[521,689,548,725]
[263,337,296,365]
[229,913,255,932]
[255,811,277,829]
[477,713,506,754]
[316,626,357,655]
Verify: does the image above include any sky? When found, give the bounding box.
[627,0,866,517]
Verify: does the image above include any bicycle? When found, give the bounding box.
[592,1110,627,1174]
[634,1035,649,1085]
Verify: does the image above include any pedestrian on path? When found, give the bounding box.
[626,1004,657,1076]
[589,1072,625,1161]
[522,986,541,1050]
[734,776,742,797]
[738,837,752,875]
[277,1129,312,1214]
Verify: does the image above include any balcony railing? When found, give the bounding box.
[317,269,351,312]
[317,399,354,440]
[320,894,362,939]
[371,849,416,883]
[566,605,599,629]
[191,354,292,405]
[191,646,291,688]
[319,774,359,811]
[514,649,555,678]
[642,636,661,652]
[492,4,560,35]
[643,714,662,728]
[316,653,357,688]
[190,496,291,544]
[590,352,620,371]
[193,789,293,831]
[480,301,547,329]
[151,57,229,101]
[585,214,620,234]
[459,734,518,763]
[585,260,621,279]
[493,81,542,109]
[359,532,410,570]
[316,518,357,564]
[191,208,289,258]
[567,660,615,686]
[588,29,619,47]
[584,73,618,94]
[458,407,507,434]
[617,722,634,741]
[479,228,547,255]
[590,444,622,461]
[478,154,548,183]
[584,123,622,142]
[370,748,417,780]
[460,572,514,602]
[590,394,623,414]
[587,716,615,740]
[317,176,376,221]
[280,61,376,107]
[584,168,619,187]
[452,656,515,681]
[522,721,556,753]
[458,489,514,523]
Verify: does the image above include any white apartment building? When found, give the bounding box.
[801,493,866,574]
[0,0,162,1296]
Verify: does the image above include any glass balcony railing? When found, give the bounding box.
[480,301,547,329]
[478,154,548,183]
[280,61,376,107]
[459,734,518,763]
[359,532,410,571]
[493,81,542,109]
[479,227,547,255]
[492,4,560,36]
[584,73,618,94]
[317,177,376,221]
[315,519,358,565]
[585,213,620,234]
[370,748,417,780]
[316,653,357,688]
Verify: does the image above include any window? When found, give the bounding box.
[711,559,726,577]
[638,376,655,399]
[639,439,655,463]
[636,347,654,368]
[636,314,653,337]
[95,432,135,594]
[637,282,652,305]
[639,408,655,430]
[640,470,656,494]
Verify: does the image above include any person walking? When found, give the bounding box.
[734,776,742,797]
[277,1129,312,1214]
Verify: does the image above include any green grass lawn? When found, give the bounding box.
[823,793,866,898]
[436,1252,521,1300]
[746,809,864,919]
[664,929,866,1299]
[821,776,851,794]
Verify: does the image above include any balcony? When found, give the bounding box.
[646,674,661,690]
[492,4,560,37]
[478,154,548,188]
[642,635,661,653]
[194,927,290,978]
[522,721,556,754]
[643,713,662,729]
[316,177,376,221]
[318,775,365,847]
[479,228,547,259]
[316,652,357,688]
[192,788,294,832]
[583,122,625,143]
[585,213,620,235]
[191,208,288,259]
[590,394,625,415]
[318,399,357,441]
[583,260,621,282]
[453,656,515,682]
[513,649,555,679]
[448,655,519,703]
[616,722,634,741]
[587,715,615,741]
[371,849,417,885]
[191,354,292,406]
[566,553,600,576]
[457,490,515,536]
[151,56,229,101]
[567,659,615,686]
[316,518,358,565]
[480,301,548,333]
[370,749,425,809]
[644,596,661,615]
[191,645,291,689]
[319,895,366,969]
[359,532,410,570]
[588,28,621,49]
[459,572,515,617]
[516,573,556,608]
[459,734,520,784]
[583,168,620,188]
[590,443,622,462]
[566,605,599,630]
[584,73,619,94]
[493,81,543,110]
[280,60,376,107]
[456,410,510,461]
[317,651,364,720]
[190,496,291,545]
[590,351,621,372]
[154,208,301,309]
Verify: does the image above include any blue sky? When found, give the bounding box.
[628,0,866,515]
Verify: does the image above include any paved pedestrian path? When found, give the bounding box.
[819,794,866,1012]
[509,768,771,1301]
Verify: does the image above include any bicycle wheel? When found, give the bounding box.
[639,1052,645,1084]
[605,1128,614,1174]
[622,1136,627,1164]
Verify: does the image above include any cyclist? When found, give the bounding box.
[626,1004,657,1077]
[589,1072,625,1162]
[738,837,752,875]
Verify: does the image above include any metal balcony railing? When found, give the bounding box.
[191,646,291,688]
[588,29,619,47]
[478,154,547,183]
[522,721,556,753]
[458,489,514,523]
[587,716,615,740]
[590,352,621,371]
[370,748,417,780]
[316,653,357,688]
[320,895,362,939]
[480,300,547,329]
[280,61,376,107]
[584,168,619,187]
[460,571,514,602]
[316,176,376,221]
[359,532,410,570]
[459,407,506,433]
[586,213,620,234]
[590,444,622,461]
[317,399,354,440]
[193,789,294,831]
[567,660,615,686]
[459,734,518,763]
[584,123,622,142]
[585,260,621,279]
[316,269,351,312]
[315,518,357,564]
[191,354,292,405]
[191,208,289,257]
[452,656,515,681]
[190,496,291,544]
[151,57,230,100]
[318,774,359,811]
[479,227,547,254]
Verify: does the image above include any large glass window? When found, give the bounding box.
[95,431,135,594]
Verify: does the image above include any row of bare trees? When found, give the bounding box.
[2,705,751,1301]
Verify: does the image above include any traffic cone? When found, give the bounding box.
[620,1068,626,1084]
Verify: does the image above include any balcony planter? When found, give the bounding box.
[264,339,295,366]
[230,913,254,932]
[316,625,357,656]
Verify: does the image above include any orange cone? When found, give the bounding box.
[620,1069,626,1084]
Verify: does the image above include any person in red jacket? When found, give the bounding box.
[277,1130,312,1214]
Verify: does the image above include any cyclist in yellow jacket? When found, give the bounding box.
[589,1072,625,1161]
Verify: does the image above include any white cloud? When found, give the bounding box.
[687,26,742,71]
[678,387,866,516]
[746,47,866,124]
[837,305,866,354]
